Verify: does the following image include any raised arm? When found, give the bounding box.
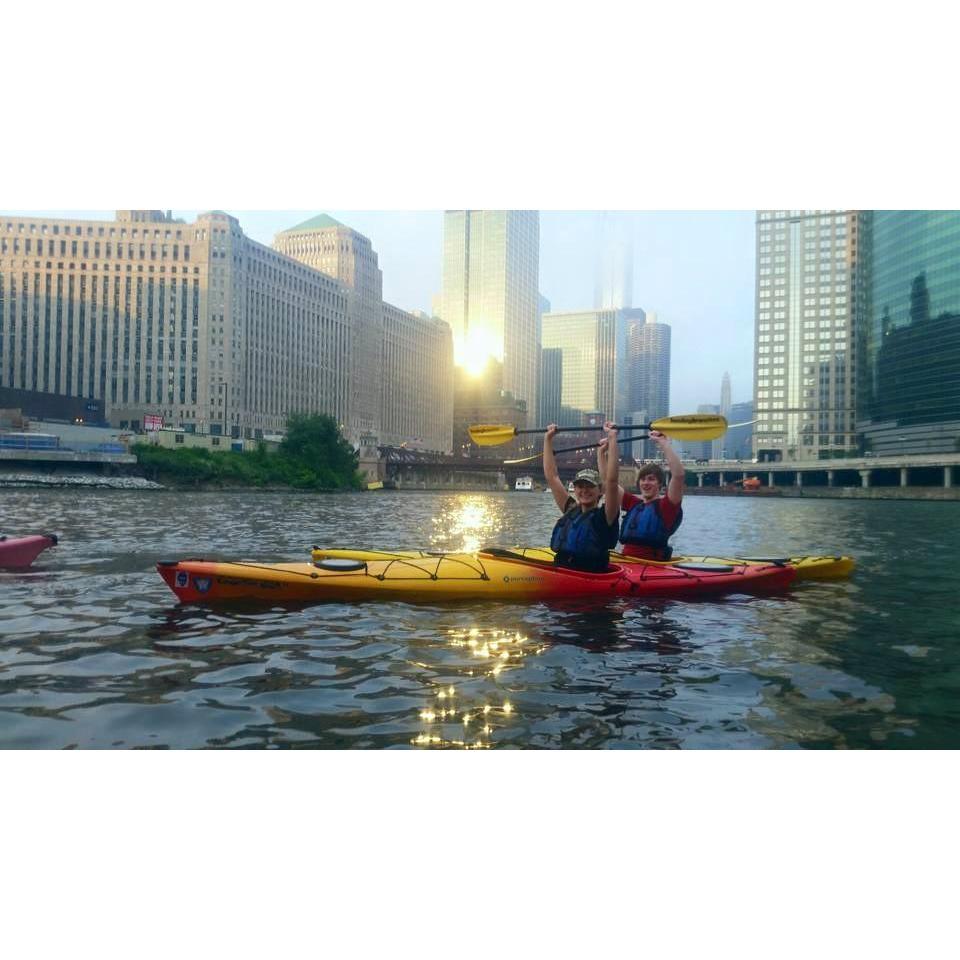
[597,437,625,500]
[543,424,570,511]
[602,422,621,526]
[650,430,685,505]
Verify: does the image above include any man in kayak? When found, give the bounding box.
[544,421,621,572]
[599,429,684,560]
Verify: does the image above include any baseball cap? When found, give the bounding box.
[573,468,601,486]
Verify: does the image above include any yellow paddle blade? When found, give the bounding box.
[649,414,727,441]
[468,424,518,446]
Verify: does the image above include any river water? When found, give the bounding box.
[1,489,958,749]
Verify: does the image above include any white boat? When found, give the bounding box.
[514,476,534,492]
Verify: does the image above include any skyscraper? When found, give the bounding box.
[440,210,540,424]
[539,346,563,428]
[541,309,629,427]
[720,371,731,418]
[274,215,382,445]
[0,210,454,452]
[856,210,960,455]
[753,209,859,462]
[0,210,353,439]
[594,211,634,310]
[380,306,453,454]
[726,400,754,460]
[628,311,670,459]
[713,371,732,458]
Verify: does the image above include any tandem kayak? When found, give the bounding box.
[0,533,58,569]
[311,547,855,582]
[157,549,795,604]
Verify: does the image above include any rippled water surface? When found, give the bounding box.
[2,489,958,748]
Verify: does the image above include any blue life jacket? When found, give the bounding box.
[550,504,618,572]
[619,498,683,560]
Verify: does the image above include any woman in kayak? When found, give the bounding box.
[544,421,621,572]
[599,429,684,560]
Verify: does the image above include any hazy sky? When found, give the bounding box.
[7,209,756,415]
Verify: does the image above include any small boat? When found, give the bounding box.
[514,476,534,492]
[0,533,58,569]
[157,548,795,604]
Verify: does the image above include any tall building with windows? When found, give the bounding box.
[753,210,859,462]
[856,210,960,455]
[380,305,453,454]
[627,311,669,459]
[0,210,354,438]
[275,214,454,453]
[725,400,754,460]
[274,215,383,445]
[541,308,632,427]
[440,210,540,424]
[539,346,563,428]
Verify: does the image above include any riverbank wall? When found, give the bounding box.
[684,486,960,502]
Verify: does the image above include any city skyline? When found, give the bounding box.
[6,209,757,417]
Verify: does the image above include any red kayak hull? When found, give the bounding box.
[0,534,58,569]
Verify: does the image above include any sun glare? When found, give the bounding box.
[453,326,503,376]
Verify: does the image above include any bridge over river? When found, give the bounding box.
[364,446,960,499]
[686,452,958,487]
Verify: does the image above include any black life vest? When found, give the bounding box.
[619,498,683,560]
[550,504,618,572]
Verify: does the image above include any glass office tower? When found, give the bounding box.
[856,210,960,454]
[541,308,635,426]
[440,211,540,425]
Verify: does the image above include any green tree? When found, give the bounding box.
[131,415,363,491]
[279,414,361,489]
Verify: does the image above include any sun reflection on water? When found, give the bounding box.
[430,495,505,553]
[410,626,545,749]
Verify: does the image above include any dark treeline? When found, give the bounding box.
[133,414,364,490]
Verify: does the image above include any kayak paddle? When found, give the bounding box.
[469,413,727,447]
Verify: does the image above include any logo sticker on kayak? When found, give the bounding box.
[175,571,188,588]
[192,576,212,593]
[503,575,543,583]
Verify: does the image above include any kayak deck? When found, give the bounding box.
[311,546,855,582]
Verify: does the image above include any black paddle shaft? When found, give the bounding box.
[505,432,650,465]
[514,423,636,437]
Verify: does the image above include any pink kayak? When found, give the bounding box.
[0,533,58,568]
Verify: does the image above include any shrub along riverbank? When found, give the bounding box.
[133,414,364,491]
